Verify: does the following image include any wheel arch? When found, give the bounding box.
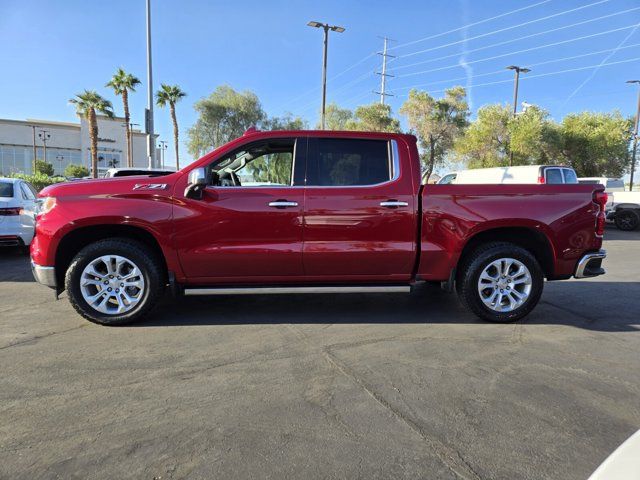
[457,226,556,280]
[55,224,169,289]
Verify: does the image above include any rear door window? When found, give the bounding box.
[20,183,36,200]
[562,169,578,184]
[0,182,14,198]
[545,168,563,184]
[307,138,392,186]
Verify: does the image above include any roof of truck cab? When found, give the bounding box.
[242,129,417,141]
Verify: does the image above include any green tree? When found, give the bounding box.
[69,90,114,178]
[187,85,265,158]
[400,86,469,181]
[34,160,54,176]
[455,104,511,168]
[64,164,90,178]
[556,112,632,177]
[106,68,140,167]
[318,102,353,130]
[344,103,401,133]
[156,84,187,169]
[263,113,307,130]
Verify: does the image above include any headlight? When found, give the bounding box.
[36,197,56,217]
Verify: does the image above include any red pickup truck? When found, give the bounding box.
[31,130,607,325]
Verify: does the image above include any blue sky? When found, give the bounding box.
[1,0,639,166]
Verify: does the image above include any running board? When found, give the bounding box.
[184,285,411,296]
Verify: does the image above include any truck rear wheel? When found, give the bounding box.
[457,242,544,323]
[65,238,164,325]
[614,209,639,231]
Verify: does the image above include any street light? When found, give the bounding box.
[506,66,531,166]
[627,80,640,191]
[158,140,168,169]
[38,130,51,165]
[307,21,345,130]
[506,65,531,115]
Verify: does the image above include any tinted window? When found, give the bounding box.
[308,138,391,186]
[607,179,624,189]
[578,179,599,184]
[545,168,563,184]
[439,173,457,184]
[562,169,578,184]
[0,182,14,198]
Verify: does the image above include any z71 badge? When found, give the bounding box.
[132,183,168,190]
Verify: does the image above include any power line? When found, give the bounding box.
[397,0,612,59]
[390,0,553,51]
[395,57,640,98]
[394,43,640,91]
[395,23,640,79]
[564,23,640,103]
[389,6,640,73]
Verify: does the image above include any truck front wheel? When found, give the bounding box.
[457,242,544,323]
[65,238,164,325]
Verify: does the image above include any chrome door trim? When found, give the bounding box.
[380,201,409,208]
[268,201,299,208]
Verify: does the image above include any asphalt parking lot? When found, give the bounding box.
[1,227,639,480]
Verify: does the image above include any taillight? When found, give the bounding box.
[537,175,546,184]
[0,207,21,216]
[593,190,608,236]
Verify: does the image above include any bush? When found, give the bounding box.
[34,160,55,176]
[10,172,66,192]
[64,164,90,178]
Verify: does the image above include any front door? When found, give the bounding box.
[302,137,417,282]
[173,137,305,283]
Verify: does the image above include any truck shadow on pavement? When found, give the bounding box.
[135,280,639,332]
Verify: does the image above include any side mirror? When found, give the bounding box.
[184,167,207,199]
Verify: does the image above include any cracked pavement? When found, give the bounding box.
[0,227,639,479]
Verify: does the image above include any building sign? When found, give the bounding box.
[97,137,116,143]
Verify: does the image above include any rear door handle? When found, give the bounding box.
[380,200,409,208]
[268,200,299,209]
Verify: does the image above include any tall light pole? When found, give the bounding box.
[158,140,168,169]
[627,80,640,191]
[506,65,531,166]
[145,0,155,169]
[27,125,38,173]
[38,130,51,166]
[307,21,345,130]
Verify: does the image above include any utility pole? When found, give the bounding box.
[627,80,640,191]
[28,125,38,173]
[158,140,168,169]
[38,129,51,167]
[307,21,345,130]
[375,37,395,104]
[146,0,155,169]
[506,65,531,166]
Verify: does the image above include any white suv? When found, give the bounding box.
[0,178,37,248]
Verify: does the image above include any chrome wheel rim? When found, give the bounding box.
[80,255,145,315]
[477,258,532,313]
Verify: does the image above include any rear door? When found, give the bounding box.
[302,136,417,282]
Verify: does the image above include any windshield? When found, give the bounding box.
[0,182,14,198]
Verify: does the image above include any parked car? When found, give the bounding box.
[0,177,37,249]
[31,130,607,326]
[605,190,640,231]
[439,165,578,185]
[102,167,175,178]
[578,177,625,192]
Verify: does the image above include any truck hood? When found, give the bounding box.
[40,172,183,198]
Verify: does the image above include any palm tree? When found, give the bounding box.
[156,84,186,169]
[69,90,114,178]
[106,68,141,167]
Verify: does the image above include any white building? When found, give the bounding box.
[0,116,161,176]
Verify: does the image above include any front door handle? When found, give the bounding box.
[268,200,299,209]
[380,200,409,208]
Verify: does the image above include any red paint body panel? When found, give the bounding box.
[32,130,605,289]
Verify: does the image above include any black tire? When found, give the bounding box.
[614,209,640,231]
[456,242,544,323]
[65,238,164,325]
